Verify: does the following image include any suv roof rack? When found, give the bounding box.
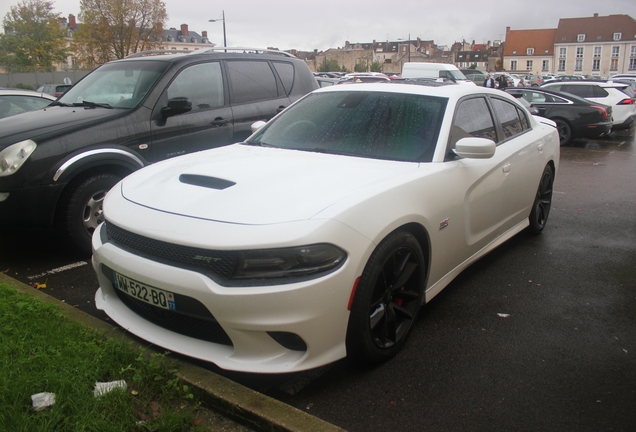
[125,49,191,58]
[189,47,296,58]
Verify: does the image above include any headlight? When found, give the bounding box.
[233,244,347,280]
[0,139,37,177]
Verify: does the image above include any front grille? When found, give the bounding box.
[113,283,233,346]
[105,221,237,281]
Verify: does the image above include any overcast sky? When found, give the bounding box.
[2,0,636,51]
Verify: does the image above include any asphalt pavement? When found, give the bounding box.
[2,129,636,431]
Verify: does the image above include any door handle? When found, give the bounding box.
[537,143,544,152]
[210,117,229,127]
[276,105,286,113]
[502,164,511,173]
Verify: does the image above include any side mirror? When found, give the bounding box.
[251,120,267,134]
[160,97,192,117]
[453,137,496,159]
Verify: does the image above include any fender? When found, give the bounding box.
[52,147,147,183]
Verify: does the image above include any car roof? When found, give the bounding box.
[543,80,628,89]
[119,47,299,64]
[0,88,56,99]
[505,87,609,107]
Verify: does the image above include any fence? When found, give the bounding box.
[0,70,91,89]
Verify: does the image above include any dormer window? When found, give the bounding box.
[613,32,622,40]
[577,34,585,42]
[527,48,534,55]
[512,50,517,54]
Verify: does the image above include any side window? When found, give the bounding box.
[273,62,295,96]
[492,98,525,139]
[592,86,609,97]
[167,62,224,111]
[449,97,497,151]
[227,60,279,104]
[517,107,529,130]
[561,85,592,98]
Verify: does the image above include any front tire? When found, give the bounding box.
[56,173,121,255]
[346,231,426,364]
[528,165,554,235]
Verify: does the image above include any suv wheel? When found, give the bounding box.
[56,173,120,255]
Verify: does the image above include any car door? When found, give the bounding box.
[226,60,292,143]
[150,61,234,162]
[444,96,538,263]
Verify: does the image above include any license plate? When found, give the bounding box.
[113,271,176,311]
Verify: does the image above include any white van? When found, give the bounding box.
[401,62,473,84]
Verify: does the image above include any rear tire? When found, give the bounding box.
[56,173,120,255]
[528,165,554,235]
[555,119,572,145]
[346,231,426,364]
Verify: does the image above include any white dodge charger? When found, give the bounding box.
[93,81,560,373]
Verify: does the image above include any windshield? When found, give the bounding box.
[247,90,447,162]
[59,60,168,108]
[442,70,469,81]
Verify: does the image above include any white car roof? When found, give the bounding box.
[0,88,56,99]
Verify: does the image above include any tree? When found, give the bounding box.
[317,57,340,73]
[370,60,383,73]
[354,60,367,73]
[73,0,167,66]
[0,0,69,73]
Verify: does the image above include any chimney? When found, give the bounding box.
[593,13,598,18]
[202,31,207,38]
[69,14,76,30]
[180,24,188,37]
[506,26,510,35]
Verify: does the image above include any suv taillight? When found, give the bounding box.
[590,105,609,119]
[617,98,635,105]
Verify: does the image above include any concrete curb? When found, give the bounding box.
[1,273,345,432]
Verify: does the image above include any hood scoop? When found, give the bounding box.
[179,174,235,190]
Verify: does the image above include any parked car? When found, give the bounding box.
[338,73,391,84]
[460,70,487,86]
[521,74,543,87]
[492,72,517,88]
[93,81,560,373]
[36,83,73,97]
[316,77,340,87]
[506,87,613,145]
[541,80,636,130]
[0,48,319,254]
[0,88,55,119]
[507,92,540,115]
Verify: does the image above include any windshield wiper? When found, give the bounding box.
[48,101,73,107]
[72,101,113,109]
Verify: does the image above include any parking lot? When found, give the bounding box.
[1,129,635,431]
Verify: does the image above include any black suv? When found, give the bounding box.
[0,48,318,253]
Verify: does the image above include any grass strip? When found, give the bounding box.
[0,282,202,431]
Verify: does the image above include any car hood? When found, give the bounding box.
[0,105,126,147]
[120,144,419,225]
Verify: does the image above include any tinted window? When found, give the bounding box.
[560,85,593,98]
[449,97,496,149]
[592,86,609,97]
[248,91,446,162]
[227,61,278,104]
[273,61,294,95]
[168,62,224,111]
[492,98,525,139]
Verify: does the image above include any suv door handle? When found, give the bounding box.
[276,105,286,113]
[210,117,230,127]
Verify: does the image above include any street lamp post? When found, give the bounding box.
[208,10,227,51]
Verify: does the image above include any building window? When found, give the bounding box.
[593,46,601,57]
[527,48,534,55]
[577,34,585,42]
[526,60,533,70]
[630,46,636,70]
[575,47,583,71]
[612,46,620,57]
[592,59,600,71]
[613,32,622,41]
[558,59,566,71]
[542,60,549,71]
[559,47,566,58]
[512,50,517,54]
[510,60,517,70]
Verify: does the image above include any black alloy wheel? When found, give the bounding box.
[555,119,572,145]
[346,231,426,364]
[528,164,554,235]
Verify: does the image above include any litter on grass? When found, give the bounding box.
[94,380,127,397]
[31,392,55,411]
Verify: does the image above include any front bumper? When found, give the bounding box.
[92,221,371,373]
